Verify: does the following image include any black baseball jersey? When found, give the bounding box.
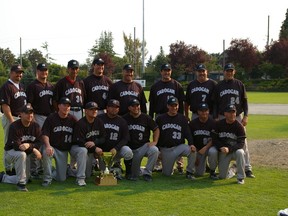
[83,74,113,110]
[108,81,147,115]
[213,119,246,152]
[213,79,248,116]
[189,117,216,150]
[42,113,77,151]
[72,116,106,153]
[123,112,158,150]
[0,80,27,116]
[26,79,54,116]
[186,79,217,113]
[53,76,86,107]
[156,113,193,148]
[5,119,42,154]
[149,79,185,117]
[97,113,130,151]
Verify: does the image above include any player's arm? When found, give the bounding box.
[42,135,54,157]
[2,104,14,123]
[148,128,159,147]
[198,138,212,155]
[184,102,190,120]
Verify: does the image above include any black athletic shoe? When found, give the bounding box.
[17,183,28,192]
[186,172,196,180]
[6,168,16,176]
[245,170,255,178]
[125,174,137,181]
[0,171,5,182]
[209,171,219,180]
[143,174,152,182]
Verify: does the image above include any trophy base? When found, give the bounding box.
[95,174,117,186]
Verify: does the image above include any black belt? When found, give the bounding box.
[70,107,82,111]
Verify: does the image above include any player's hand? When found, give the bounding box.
[95,147,103,156]
[110,148,117,156]
[85,141,95,149]
[46,146,54,157]
[147,141,157,147]
[242,116,248,126]
[33,148,42,160]
[190,145,196,152]
[220,147,229,154]
[19,143,30,151]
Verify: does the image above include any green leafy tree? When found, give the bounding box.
[41,41,55,63]
[0,48,16,70]
[279,8,288,40]
[23,49,46,72]
[123,32,146,78]
[89,31,116,59]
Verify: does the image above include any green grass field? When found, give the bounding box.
[1,92,288,215]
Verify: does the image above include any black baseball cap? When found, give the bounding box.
[224,63,235,71]
[21,104,34,113]
[128,98,140,106]
[196,64,206,71]
[92,58,105,65]
[11,64,24,73]
[225,104,236,112]
[198,103,209,110]
[67,60,79,68]
[85,102,98,110]
[167,96,179,105]
[123,64,134,71]
[161,63,171,71]
[37,63,48,71]
[107,99,120,107]
[58,97,71,105]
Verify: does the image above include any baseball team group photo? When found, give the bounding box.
[0,57,287,215]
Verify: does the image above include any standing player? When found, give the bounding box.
[97,99,133,180]
[83,58,113,115]
[0,64,27,175]
[26,63,54,177]
[1,104,42,191]
[149,63,185,118]
[149,63,185,173]
[213,104,246,184]
[189,103,218,179]
[108,64,147,116]
[41,97,77,186]
[69,101,106,186]
[185,64,217,121]
[53,59,86,120]
[156,96,197,179]
[123,99,159,181]
[213,63,254,178]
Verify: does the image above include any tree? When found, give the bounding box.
[41,41,55,63]
[168,41,208,78]
[0,47,16,70]
[279,8,288,40]
[123,32,147,78]
[264,39,288,74]
[23,49,46,72]
[226,38,259,78]
[89,31,116,59]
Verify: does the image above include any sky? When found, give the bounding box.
[0,0,287,66]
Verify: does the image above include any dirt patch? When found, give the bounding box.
[248,139,288,169]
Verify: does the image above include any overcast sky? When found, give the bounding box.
[0,0,287,66]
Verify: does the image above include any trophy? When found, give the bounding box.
[95,152,117,186]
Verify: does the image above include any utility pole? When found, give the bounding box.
[141,0,145,78]
[266,15,270,47]
[134,27,137,77]
[20,37,22,65]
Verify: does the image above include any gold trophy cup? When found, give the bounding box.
[95,152,117,186]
